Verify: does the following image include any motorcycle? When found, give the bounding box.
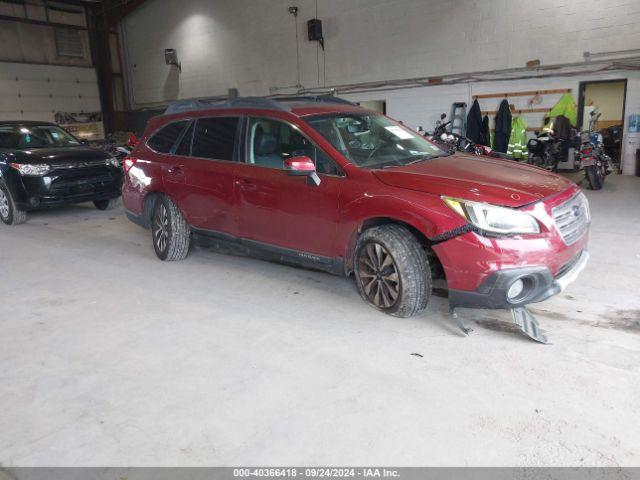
[579,111,612,190]
[527,121,585,173]
[601,123,623,170]
[526,130,561,171]
[101,133,137,166]
[419,113,495,157]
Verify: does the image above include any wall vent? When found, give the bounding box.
[54,28,84,58]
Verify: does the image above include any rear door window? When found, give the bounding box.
[192,117,239,161]
[147,120,189,153]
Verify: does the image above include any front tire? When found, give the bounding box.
[0,181,27,225]
[94,198,119,210]
[585,164,604,190]
[354,224,431,318]
[152,195,190,261]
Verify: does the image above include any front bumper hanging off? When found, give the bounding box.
[448,251,589,343]
[448,251,589,310]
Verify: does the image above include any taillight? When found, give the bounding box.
[123,156,137,173]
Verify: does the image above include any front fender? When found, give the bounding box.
[337,187,467,272]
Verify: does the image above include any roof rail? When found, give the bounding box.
[275,95,357,106]
[164,96,291,115]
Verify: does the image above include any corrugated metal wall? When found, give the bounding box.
[0,62,101,122]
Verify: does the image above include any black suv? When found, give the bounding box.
[0,121,123,225]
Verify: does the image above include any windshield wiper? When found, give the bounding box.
[405,155,436,165]
[407,151,454,165]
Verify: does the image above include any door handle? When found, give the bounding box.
[167,165,184,175]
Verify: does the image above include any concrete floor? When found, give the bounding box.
[0,173,639,467]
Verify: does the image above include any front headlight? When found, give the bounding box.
[106,156,121,168]
[10,163,51,176]
[443,197,540,235]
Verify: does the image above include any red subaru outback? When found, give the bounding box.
[122,96,589,317]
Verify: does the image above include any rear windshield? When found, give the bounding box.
[0,125,80,149]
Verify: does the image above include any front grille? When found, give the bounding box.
[50,159,109,170]
[552,192,590,245]
[50,172,116,194]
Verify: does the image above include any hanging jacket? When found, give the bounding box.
[466,99,484,145]
[546,93,577,126]
[493,99,512,153]
[481,115,490,147]
[552,115,572,140]
[507,116,528,159]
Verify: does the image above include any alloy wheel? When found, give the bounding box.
[0,189,9,220]
[154,203,169,253]
[357,242,400,309]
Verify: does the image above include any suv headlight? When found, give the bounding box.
[443,197,540,235]
[10,163,52,176]
[106,156,121,167]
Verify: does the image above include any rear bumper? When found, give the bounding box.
[448,250,589,309]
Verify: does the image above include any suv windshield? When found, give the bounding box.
[0,125,81,149]
[306,113,448,168]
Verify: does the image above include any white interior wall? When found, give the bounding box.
[122,0,640,106]
[0,63,101,122]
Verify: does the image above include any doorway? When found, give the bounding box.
[577,79,627,171]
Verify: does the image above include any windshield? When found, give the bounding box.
[306,113,448,168]
[0,125,81,149]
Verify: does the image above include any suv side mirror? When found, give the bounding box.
[284,156,321,186]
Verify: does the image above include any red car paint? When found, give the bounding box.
[122,101,588,307]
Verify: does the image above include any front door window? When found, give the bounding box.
[247,117,342,175]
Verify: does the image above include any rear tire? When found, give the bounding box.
[585,165,604,190]
[354,224,431,318]
[0,181,27,225]
[93,198,119,210]
[152,195,190,261]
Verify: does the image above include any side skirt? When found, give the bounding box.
[191,227,346,276]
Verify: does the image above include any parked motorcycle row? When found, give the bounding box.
[418,107,613,191]
[525,110,612,190]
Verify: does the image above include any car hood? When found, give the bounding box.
[372,153,574,207]
[1,146,109,165]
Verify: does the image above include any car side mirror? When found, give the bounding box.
[80,139,89,145]
[440,113,446,120]
[284,156,321,186]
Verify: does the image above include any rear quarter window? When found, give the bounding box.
[147,120,189,153]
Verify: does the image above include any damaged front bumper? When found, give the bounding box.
[448,250,589,310]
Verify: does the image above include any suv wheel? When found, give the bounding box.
[355,224,431,317]
[152,195,190,261]
[0,182,27,225]
[94,198,119,210]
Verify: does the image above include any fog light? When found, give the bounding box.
[507,279,525,301]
